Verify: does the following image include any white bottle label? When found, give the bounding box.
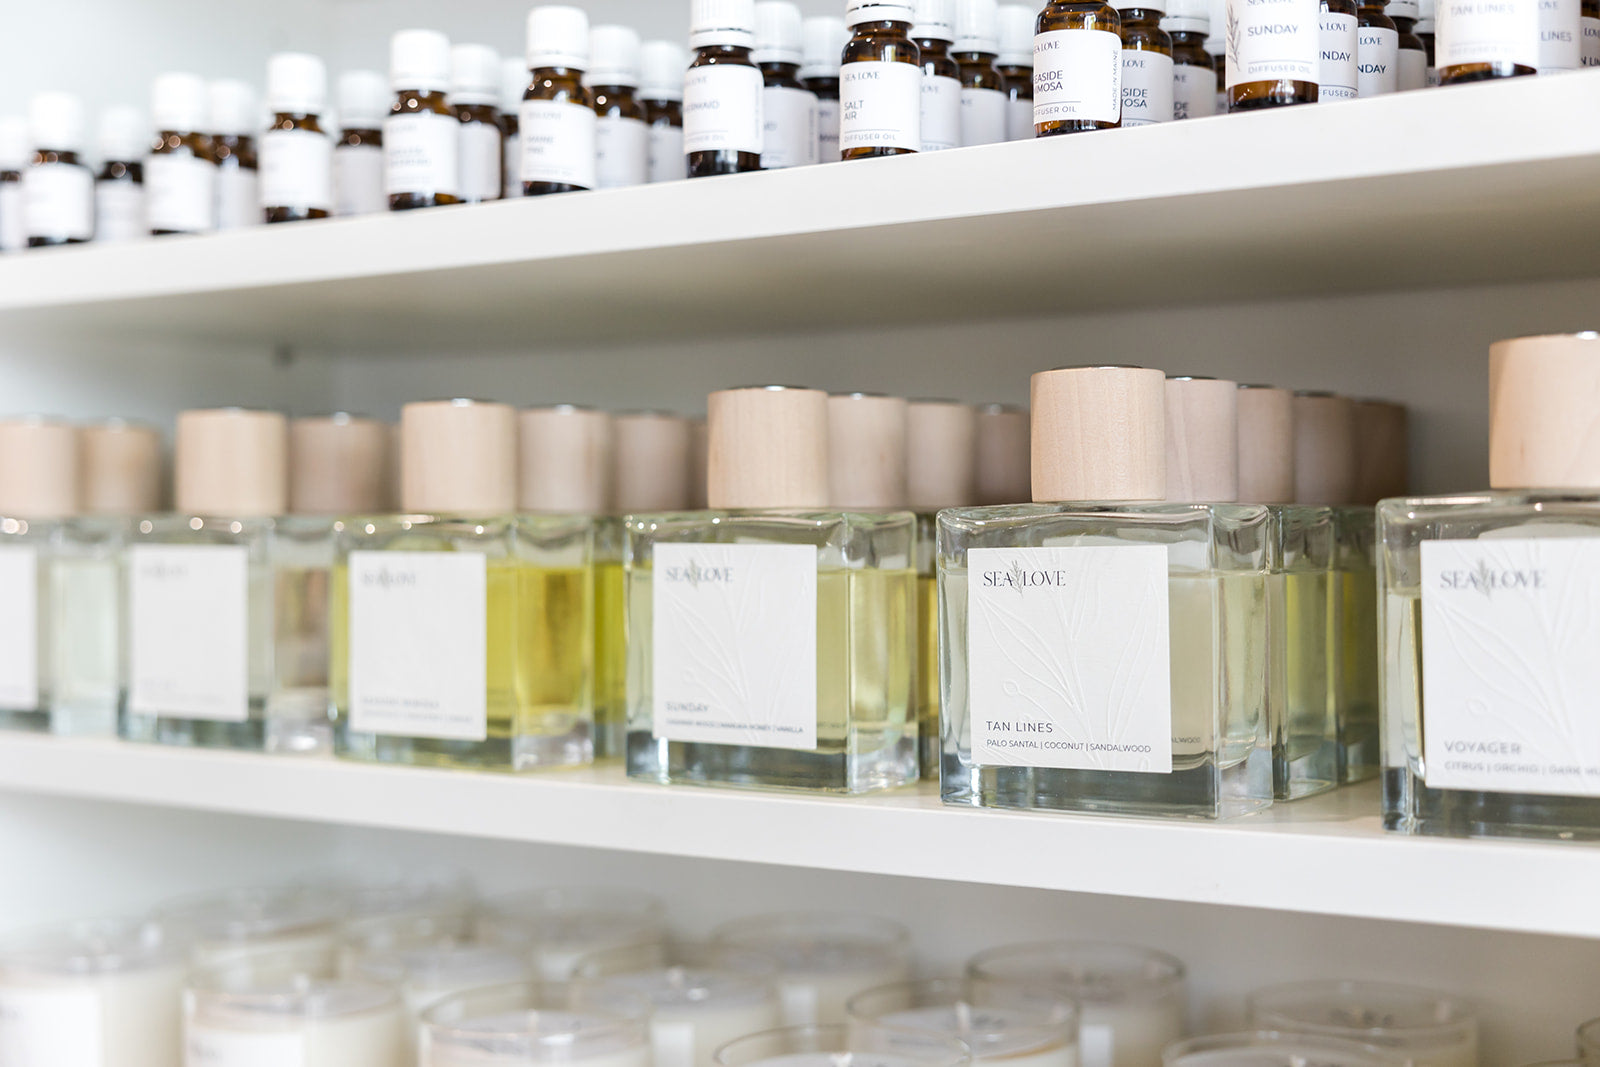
[1539,0,1582,68]
[0,985,103,1067]
[95,180,145,242]
[504,132,523,196]
[1120,49,1175,124]
[384,111,460,198]
[348,551,488,742]
[762,85,819,168]
[652,543,818,751]
[0,182,22,250]
[0,546,38,712]
[920,73,963,151]
[967,545,1174,774]
[519,100,598,189]
[260,128,332,212]
[457,119,503,201]
[1437,0,1539,67]
[215,165,259,230]
[816,97,842,159]
[1421,538,1600,797]
[1319,10,1360,97]
[1358,24,1401,92]
[960,85,1009,144]
[1006,93,1034,138]
[648,122,686,182]
[24,162,94,241]
[1399,45,1430,86]
[596,115,649,188]
[186,1028,308,1067]
[129,545,249,722]
[1174,62,1218,117]
[335,144,386,215]
[684,64,765,155]
[1583,13,1600,62]
[146,153,217,233]
[841,60,924,152]
[1034,30,1124,124]
[1227,0,1321,87]
[1427,62,1442,83]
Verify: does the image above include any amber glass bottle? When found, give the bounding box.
[1435,0,1538,80]
[1319,0,1360,100]
[147,74,218,236]
[756,2,820,169]
[686,0,765,176]
[451,43,505,203]
[1119,2,1174,124]
[335,71,388,216]
[1034,0,1123,133]
[22,93,94,246]
[1166,13,1216,118]
[955,0,1008,144]
[841,1,923,158]
[385,29,461,210]
[1390,0,1428,87]
[913,0,963,152]
[261,54,333,223]
[94,107,146,243]
[996,4,1036,138]
[209,81,260,230]
[640,41,688,182]
[1225,0,1319,109]
[802,17,849,159]
[1356,0,1400,94]
[523,8,599,195]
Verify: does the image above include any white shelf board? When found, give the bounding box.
[2,76,1599,351]
[1,733,1597,938]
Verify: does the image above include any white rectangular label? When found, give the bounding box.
[1358,25,1400,93]
[95,180,146,242]
[504,131,523,196]
[23,162,95,241]
[1422,538,1600,796]
[384,112,459,197]
[260,128,332,211]
[1398,46,1428,87]
[349,551,488,741]
[519,100,597,189]
[1583,14,1600,63]
[1226,0,1321,86]
[684,65,765,154]
[187,1027,307,1067]
[0,546,38,712]
[968,546,1173,773]
[762,85,819,168]
[1120,50,1175,124]
[920,74,962,152]
[1539,0,1582,68]
[214,165,259,230]
[1173,62,1217,117]
[145,153,217,233]
[335,144,386,215]
[596,115,649,188]
[1034,30,1124,123]
[841,61,923,152]
[0,182,23,250]
[0,985,102,1067]
[1006,93,1034,138]
[1437,0,1540,67]
[652,543,818,750]
[960,86,1009,145]
[129,545,250,722]
[1319,11,1360,96]
[816,98,841,160]
[647,122,686,182]
[458,119,503,200]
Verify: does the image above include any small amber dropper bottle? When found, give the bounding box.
[385,29,460,210]
[685,0,765,177]
[1034,0,1124,133]
[841,0,923,159]
[261,53,332,223]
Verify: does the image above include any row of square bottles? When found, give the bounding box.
[2,334,1590,841]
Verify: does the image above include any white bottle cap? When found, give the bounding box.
[913,0,957,42]
[451,43,501,106]
[756,2,806,64]
[98,106,149,162]
[997,5,1036,63]
[1388,0,1420,18]
[956,0,1000,53]
[692,0,758,49]
[1416,0,1435,29]
[1205,0,1227,50]
[640,41,688,99]
[527,6,591,70]
[29,91,85,152]
[848,1,918,28]
[266,54,326,116]
[391,28,452,93]
[501,57,530,111]
[589,25,641,86]
[801,17,850,78]
[1162,0,1210,34]
[338,70,391,127]
[151,73,209,134]
[0,116,30,169]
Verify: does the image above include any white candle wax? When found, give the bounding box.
[1077,996,1185,1067]
[422,1010,654,1067]
[194,929,343,970]
[745,1054,953,1067]
[0,963,185,1067]
[356,943,535,1054]
[874,1005,1078,1067]
[599,968,783,1067]
[1169,1048,1396,1067]
[1247,981,1478,1067]
[776,958,912,1027]
[186,998,406,1067]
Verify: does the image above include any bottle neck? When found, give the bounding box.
[1118,8,1166,26]
[914,36,953,57]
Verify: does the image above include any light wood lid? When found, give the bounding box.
[175,408,287,518]
[708,386,828,509]
[613,411,693,512]
[975,404,1030,506]
[81,419,162,516]
[290,414,390,516]
[518,405,611,514]
[906,399,976,511]
[828,393,908,510]
[1490,333,1600,490]
[402,399,516,514]
[1165,377,1239,504]
[1030,366,1165,502]
[0,417,79,520]
[689,417,709,510]
[1352,399,1409,504]
[1236,384,1296,504]
[1292,392,1357,505]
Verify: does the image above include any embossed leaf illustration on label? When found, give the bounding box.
[652,542,818,750]
[968,545,1173,773]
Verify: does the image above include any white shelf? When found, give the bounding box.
[2,76,1599,351]
[1,733,1597,938]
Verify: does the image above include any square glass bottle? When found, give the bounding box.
[121,409,285,750]
[1383,333,1600,839]
[333,399,595,772]
[625,385,919,794]
[940,366,1273,820]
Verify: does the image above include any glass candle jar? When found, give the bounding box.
[1163,1032,1407,1066]
[1247,980,1478,1067]
[712,914,913,1027]
[354,942,536,1053]
[475,888,665,981]
[715,1023,971,1067]
[419,981,652,1067]
[155,884,346,967]
[1579,1016,1600,1062]
[846,977,1078,1067]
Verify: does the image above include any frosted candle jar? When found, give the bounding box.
[0,918,187,1067]
[419,981,652,1067]
[354,943,535,1050]
[156,886,345,968]
[712,914,913,1027]
[477,888,664,980]
[966,942,1187,1067]
[1163,1032,1406,1066]
[714,1023,972,1067]
[846,978,1078,1067]
[185,956,405,1067]
[1247,981,1478,1067]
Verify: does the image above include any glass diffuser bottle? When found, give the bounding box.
[625,386,918,794]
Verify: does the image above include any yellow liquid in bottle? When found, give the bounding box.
[1338,562,1381,780]
[916,572,940,774]
[1283,568,1334,763]
[592,559,626,758]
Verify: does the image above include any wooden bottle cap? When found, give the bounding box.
[827,393,908,510]
[1490,333,1600,490]
[1164,376,1239,504]
[1352,399,1409,504]
[613,411,693,513]
[0,417,79,520]
[974,404,1030,506]
[1030,366,1165,503]
[1292,392,1356,505]
[689,417,709,510]
[708,386,828,510]
[518,405,612,514]
[906,399,976,511]
[1235,385,1296,504]
[290,414,390,516]
[81,419,162,516]
[402,399,516,515]
[175,408,287,518]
